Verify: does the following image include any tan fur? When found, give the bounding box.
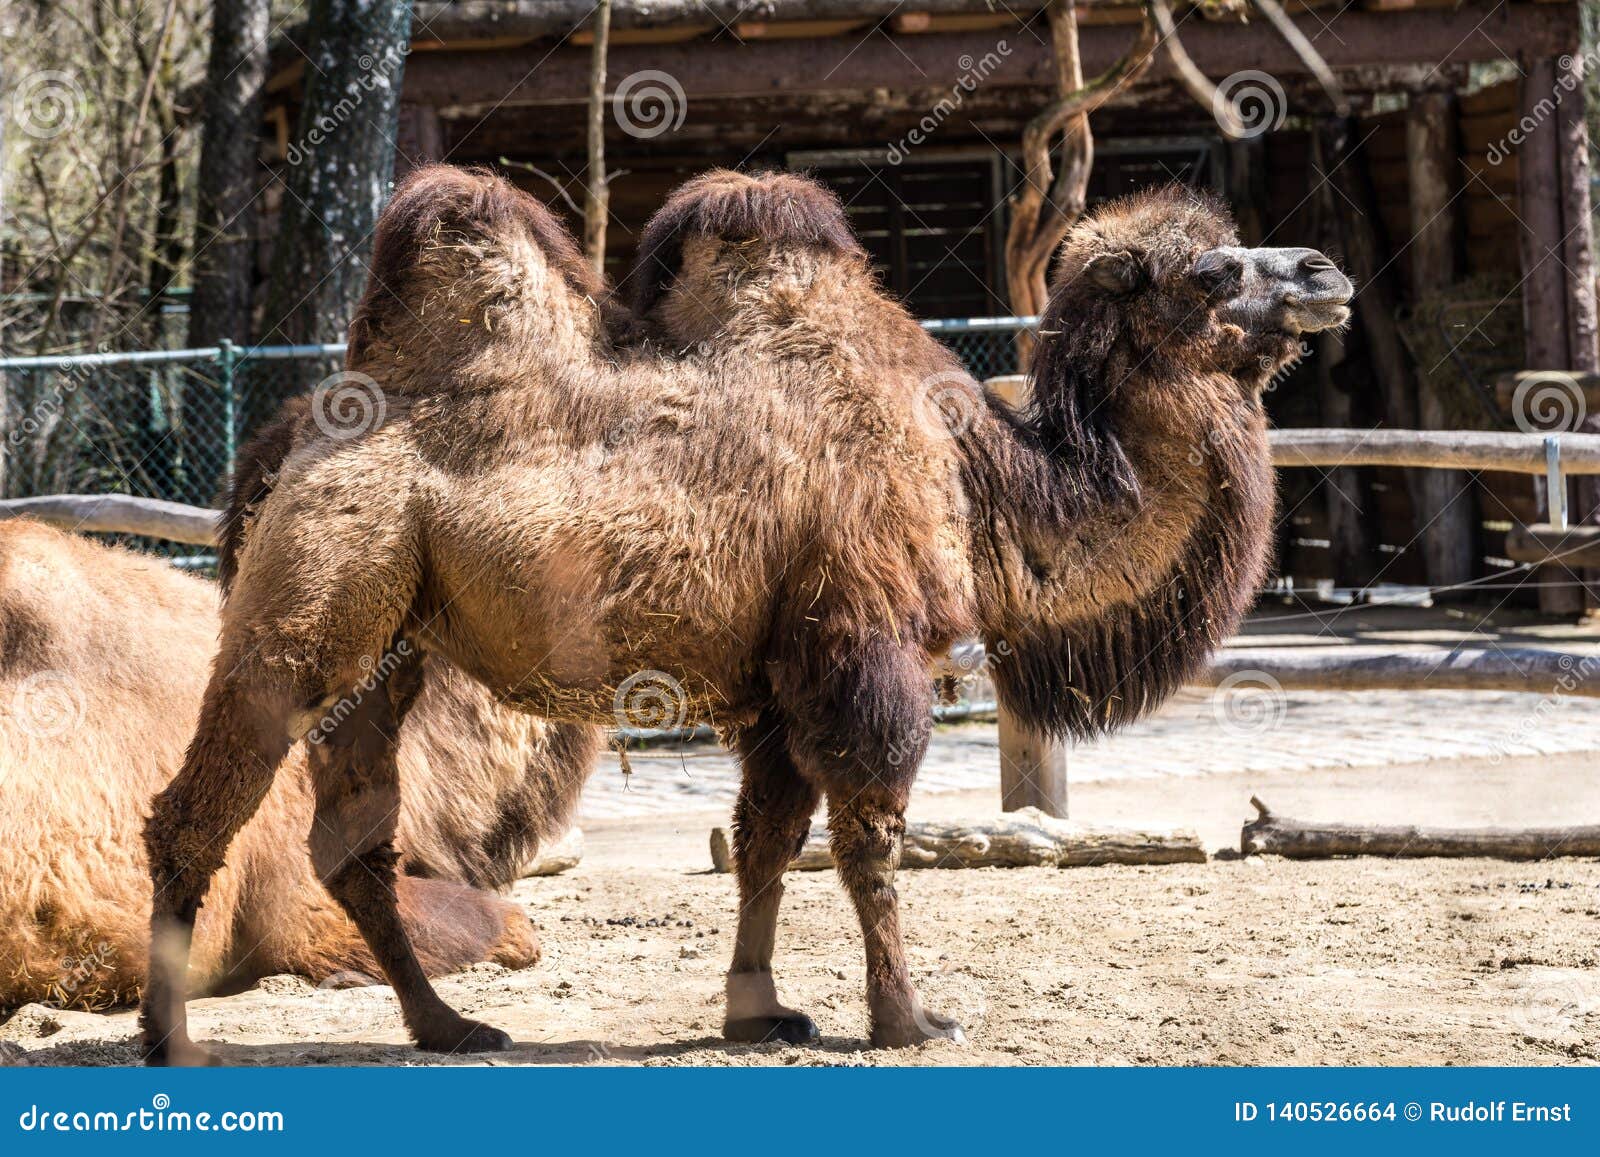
[0,519,599,1010]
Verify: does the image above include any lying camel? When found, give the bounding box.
[141,165,1349,1062]
[1,420,600,1010]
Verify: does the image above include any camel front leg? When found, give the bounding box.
[724,707,821,1045]
[306,638,511,1054]
[777,638,963,1048]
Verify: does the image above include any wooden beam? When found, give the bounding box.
[407,6,1580,109]
[1270,428,1600,474]
[0,495,220,544]
[1506,523,1600,567]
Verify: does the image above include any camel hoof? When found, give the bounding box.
[142,1034,218,1067]
[871,1007,966,1049]
[724,1013,820,1046]
[416,1018,514,1055]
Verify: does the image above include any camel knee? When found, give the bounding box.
[828,800,905,890]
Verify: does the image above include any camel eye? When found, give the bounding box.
[1193,251,1243,298]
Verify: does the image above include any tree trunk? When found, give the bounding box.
[1406,90,1477,591]
[584,0,612,276]
[255,0,414,429]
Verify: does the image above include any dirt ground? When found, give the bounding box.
[6,750,1599,1067]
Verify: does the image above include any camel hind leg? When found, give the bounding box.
[304,639,512,1054]
[142,675,295,1065]
[723,706,821,1045]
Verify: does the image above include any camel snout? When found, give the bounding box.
[1222,246,1353,335]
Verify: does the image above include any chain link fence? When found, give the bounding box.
[0,319,1032,535]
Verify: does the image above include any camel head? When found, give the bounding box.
[624,169,868,344]
[1042,185,1352,395]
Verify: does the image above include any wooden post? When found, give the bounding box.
[1406,90,1477,590]
[988,373,1069,818]
[394,102,444,177]
[1555,51,1600,608]
[1517,56,1587,614]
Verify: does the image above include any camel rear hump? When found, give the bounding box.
[625,169,868,333]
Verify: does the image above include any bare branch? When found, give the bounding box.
[1252,0,1349,115]
[1150,0,1245,138]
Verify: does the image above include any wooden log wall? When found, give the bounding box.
[1267,79,1549,603]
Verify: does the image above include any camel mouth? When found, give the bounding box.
[1280,298,1352,334]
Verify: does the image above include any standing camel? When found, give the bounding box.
[141,167,1350,1063]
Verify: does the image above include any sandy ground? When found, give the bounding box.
[7,749,1599,1068]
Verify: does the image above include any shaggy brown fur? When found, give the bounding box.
[0,517,599,1010]
[140,165,1347,1063]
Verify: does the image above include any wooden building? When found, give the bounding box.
[261,0,1597,603]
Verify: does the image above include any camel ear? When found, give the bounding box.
[1083,251,1142,295]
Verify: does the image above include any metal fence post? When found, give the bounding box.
[217,338,239,483]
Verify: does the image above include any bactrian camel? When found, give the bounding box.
[141,166,1350,1062]
[1,412,598,1009]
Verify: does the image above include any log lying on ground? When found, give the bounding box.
[709,807,1205,873]
[0,494,220,545]
[1203,646,1600,697]
[1241,798,1600,860]
[942,643,1600,697]
[521,826,583,877]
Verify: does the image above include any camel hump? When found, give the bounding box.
[625,169,865,317]
[349,163,601,365]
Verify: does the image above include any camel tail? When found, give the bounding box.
[216,395,309,595]
[349,164,604,367]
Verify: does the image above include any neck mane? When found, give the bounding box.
[960,328,1276,743]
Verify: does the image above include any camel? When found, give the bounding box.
[140,166,1350,1063]
[0,415,600,1011]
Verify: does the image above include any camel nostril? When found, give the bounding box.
[1299,254,1337,274]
